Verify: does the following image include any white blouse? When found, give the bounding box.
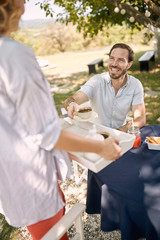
[0,36,72,227]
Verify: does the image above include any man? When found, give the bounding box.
[64,43,146,132]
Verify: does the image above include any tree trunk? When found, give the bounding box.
[154,30,160,63]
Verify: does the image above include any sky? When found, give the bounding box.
[22,0,61,21]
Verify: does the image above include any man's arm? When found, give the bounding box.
[132,103,146,127]
[64,91,88,118]
[118,103,146,132]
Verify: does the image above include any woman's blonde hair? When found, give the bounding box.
[0,0,21,34]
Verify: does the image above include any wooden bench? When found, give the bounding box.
[87,58,104,74]
[138,50,155,71]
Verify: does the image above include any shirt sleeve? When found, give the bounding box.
[132,79,144,106]
[6,42,61,151]
[80,75,100,99]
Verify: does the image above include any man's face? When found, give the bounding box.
[108,48,132,80]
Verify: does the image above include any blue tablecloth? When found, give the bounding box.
[86,125,160,240]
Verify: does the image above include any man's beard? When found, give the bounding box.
[109,68,127,79]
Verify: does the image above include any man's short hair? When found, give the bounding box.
[109,43,134,62]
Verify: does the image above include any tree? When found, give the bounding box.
[35,0,160,61]
[44,23,73,52]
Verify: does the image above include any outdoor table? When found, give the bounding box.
[86,125,160,240]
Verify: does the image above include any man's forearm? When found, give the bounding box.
[64,97,76,110]
[118,117,146,132]
[132,116,146,128]
[64,91,89,110]
[117,121,132,132]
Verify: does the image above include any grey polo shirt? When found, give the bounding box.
[80,72,144,129]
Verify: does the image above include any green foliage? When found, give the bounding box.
[11,27,45,55]
[12,23,153,56]
[27,0,160,61]
[30,0,160,38]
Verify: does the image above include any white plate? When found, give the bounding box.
[145,137,160,150]
[73,111,98,122]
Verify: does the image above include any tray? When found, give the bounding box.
[60,118,135,172]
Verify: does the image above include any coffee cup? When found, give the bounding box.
[97,131,110,139]
[77,107,93,119]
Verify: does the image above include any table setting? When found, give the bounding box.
[86,124,160,240]
[61,104,160,239]
[60,108,135,172]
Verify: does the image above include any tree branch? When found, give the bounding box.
[106,0,160,30]
[143,0,160,17]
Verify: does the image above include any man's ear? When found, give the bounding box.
[127,61,133,70]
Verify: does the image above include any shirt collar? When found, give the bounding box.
[103,72,129,87]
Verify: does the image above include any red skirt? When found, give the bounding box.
[27,183,68,240]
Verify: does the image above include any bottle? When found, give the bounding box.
[128,126,141,148]
[84,125,104,161]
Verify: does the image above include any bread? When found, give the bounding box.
[146,136,160,144]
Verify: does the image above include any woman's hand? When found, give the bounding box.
[55,130,122,162]
[99,137,122,161]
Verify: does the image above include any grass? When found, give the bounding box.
[1,45,160,239]
[0,214,20,240]
[130,50,160,124]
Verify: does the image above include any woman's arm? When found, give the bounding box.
[54,129,122,161]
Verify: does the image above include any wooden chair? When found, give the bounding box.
[41,203,85,240]
[72,161,87,186]
[60,107,88,186]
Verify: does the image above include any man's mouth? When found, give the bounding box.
[110,68,120,73]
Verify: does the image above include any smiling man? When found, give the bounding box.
[64,43,146,132]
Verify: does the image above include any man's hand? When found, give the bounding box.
[67,102,79,119]
[99,137,122,161]
[117,121,132,132]
[117,124,128,132]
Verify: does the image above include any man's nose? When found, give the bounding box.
[112,59,118,66]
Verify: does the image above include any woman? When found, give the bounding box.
[0,1,122,239]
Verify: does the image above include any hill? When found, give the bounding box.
[20,18,55,28]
